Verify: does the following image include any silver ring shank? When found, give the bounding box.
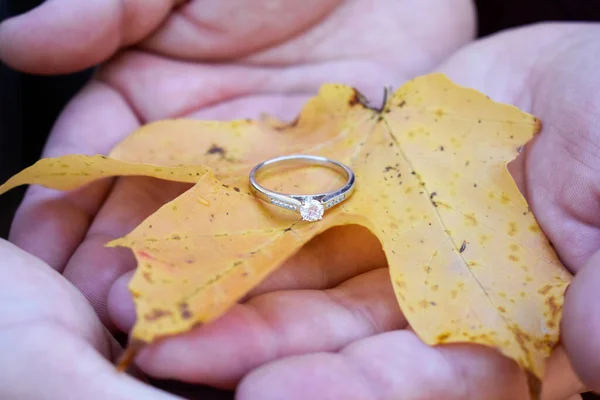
[249,154,355,212]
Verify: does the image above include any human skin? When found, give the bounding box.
[0,1,597,398]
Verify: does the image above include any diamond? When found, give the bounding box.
[300,198,324,222]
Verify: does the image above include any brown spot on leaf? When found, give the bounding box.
[464,213,477,227]
[348,89,368,108]
[144,308,172,322]
[499,193,511,204]
[479,234,490,245]
[510,325,534,368]
[206,144,226,156]
[142,271,153,283]
[394,279,406,289]
[437,332,451,342]
[546,296,560,320]
[508,254,519,262]
[179,303,192,320]
[508,221,518,236]
[537,284,553,295]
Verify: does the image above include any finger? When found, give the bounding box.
[562,249,600,392]
[96,50,388,123]
[140,0,342,61]
[9,81,139,271]
[247,225,387,297]
[540,345,586,400]
[435,23,584,108]
[0,0,175,74]
[237,331,581,400]
[63,176,191,329]
[109,268,405,388]
[1,329,180,400]
[0,240,178,400]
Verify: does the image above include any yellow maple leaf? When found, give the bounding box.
[0,74,570,395]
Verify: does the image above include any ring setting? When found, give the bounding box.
[299,197,324,222]
[249,155,355,222]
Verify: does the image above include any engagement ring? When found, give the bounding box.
[249,154,355,222]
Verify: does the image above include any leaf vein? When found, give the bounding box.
[383,119,516,340]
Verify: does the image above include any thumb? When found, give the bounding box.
[0,238,181,399]
[0,0,177,74]
[562,249,600,393]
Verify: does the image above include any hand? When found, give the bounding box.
[201,22,600,399]
[1,3,588,400]
[2,0,475,331]
[0,239,180,399]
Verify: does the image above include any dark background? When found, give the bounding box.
[1,1,600,399]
